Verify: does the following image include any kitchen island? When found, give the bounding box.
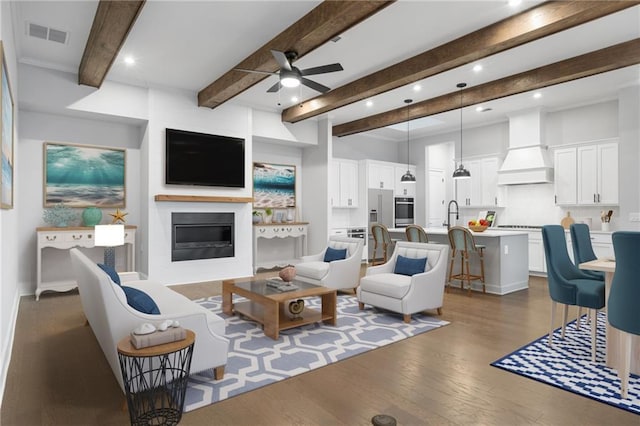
[388,227,529,295]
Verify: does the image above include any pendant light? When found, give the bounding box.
[400,98,416,183]
[453,82,471,180]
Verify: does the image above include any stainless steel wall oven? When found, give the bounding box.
[394,197,414,228]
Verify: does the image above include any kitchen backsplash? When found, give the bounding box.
[466,183,619,231]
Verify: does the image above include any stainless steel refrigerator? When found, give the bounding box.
[368,188,394,261]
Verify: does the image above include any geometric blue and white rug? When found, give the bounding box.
[184,295,448,412]
[491,312,640,415]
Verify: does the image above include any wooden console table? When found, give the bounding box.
[36,226,136,300]
[253,222,308,272]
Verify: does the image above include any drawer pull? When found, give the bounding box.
[72,235,82,240]
[46,235,57,241]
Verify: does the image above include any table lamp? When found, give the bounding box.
[95,224,125,268]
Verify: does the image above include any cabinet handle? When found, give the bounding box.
[380,182,383,189]
[594,194,596,203]
[554,195,557,204]
[598,193,601,203]
[495,196,497,206]
[72,235,82,240]
[286,227,292,232]
[45,235,57,241]
[259,228,266,233]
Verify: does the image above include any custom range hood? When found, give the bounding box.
[497,109,553,185]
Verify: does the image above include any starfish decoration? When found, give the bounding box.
[109,208,128,224]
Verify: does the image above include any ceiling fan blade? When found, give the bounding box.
[300,63,344,76]
[270,50,292,71]
[234,68,276,76]
[301,77,330,93]
[266,81,282,93]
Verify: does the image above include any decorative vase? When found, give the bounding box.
[82,207,102,226]
[286,208,295,222]
[279,266,296,282]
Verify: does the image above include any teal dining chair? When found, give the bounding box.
[570,223,605,281]
[607,231,640,399]
[542,225,605,362]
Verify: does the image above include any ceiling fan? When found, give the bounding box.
[237,50,343,93]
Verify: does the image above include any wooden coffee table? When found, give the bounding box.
[222,277,337,340]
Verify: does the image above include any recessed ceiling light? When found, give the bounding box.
[508,0,522,7]
[533,92,542,99]
[475,106,483,112]
[413,84,421,92]
[473,64,483,72]
[291,96,299,103]
[366,100,373,107]
[124,56,135,66]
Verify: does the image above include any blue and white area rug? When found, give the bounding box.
[491,312,640,415]
[184,295,448,412]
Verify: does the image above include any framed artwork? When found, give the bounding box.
[44,142,126,207]
[253,162,296,208]
[1,42,14,209]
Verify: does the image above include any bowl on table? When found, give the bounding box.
[469,225,488,232]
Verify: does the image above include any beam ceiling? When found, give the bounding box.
[283,0,639,124]
[197,1,394,109]
[78,0,146,88]
[332,39,640,137]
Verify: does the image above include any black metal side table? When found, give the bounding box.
[117,329,195,425]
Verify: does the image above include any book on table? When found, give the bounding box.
[266,277,298,292]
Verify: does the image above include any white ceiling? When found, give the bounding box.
[12,0,640,142]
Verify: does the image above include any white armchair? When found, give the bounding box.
[294,236,364,290]
[357,241,449,323]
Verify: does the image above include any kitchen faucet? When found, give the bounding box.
[445,199,459,230]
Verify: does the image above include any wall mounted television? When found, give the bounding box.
[165,128,245,188]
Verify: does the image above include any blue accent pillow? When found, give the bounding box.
[98,263,121,286]
[394,255,428,276]
[121,286,161,315]
[324,247,348,262]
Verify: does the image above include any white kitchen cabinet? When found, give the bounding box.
[554,147,577,205]
[456,157,502,207]
[394,165,417,197]
[555,141,618,206]
[577,143,618,205]
[527,231,546,273]
[331,159,359,208]
[368,162,395,190]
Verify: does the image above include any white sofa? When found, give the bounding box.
[69,248,229,392]
[357,241,449,323]
[294,236,364,290]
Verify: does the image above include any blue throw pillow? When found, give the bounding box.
[394,255,428,276]
[98,263,121,286]
[121,286,161,315]
[323,247,348,262]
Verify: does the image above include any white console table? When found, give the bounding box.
[36,226,137,300]
[253,222,308,273]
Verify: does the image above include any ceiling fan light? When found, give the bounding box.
[453,164,471,179]
[401,170,416,182]
[280,70,300,88]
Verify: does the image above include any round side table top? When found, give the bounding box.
[117,329,195,357]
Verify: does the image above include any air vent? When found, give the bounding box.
[27,22,69,45]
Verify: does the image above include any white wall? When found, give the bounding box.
[0,0,20,400]
[17,111,143,293]
[144,88,254,285]
[333,133,400,163]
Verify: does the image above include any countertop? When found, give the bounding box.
[388,227,529,237]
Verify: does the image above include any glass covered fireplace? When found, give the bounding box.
[171,212,234,261]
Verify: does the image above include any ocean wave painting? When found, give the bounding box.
[45,142,126,207]
[253,162,296,208]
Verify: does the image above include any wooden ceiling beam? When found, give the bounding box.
[284,0,639,123]
[332,39,640,137]
[78,0,146,88]
[197,1,395,109]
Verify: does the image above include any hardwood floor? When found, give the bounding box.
[2,274,638,425]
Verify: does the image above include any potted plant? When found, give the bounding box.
[264,208,273,224]
[252,210,262,223]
